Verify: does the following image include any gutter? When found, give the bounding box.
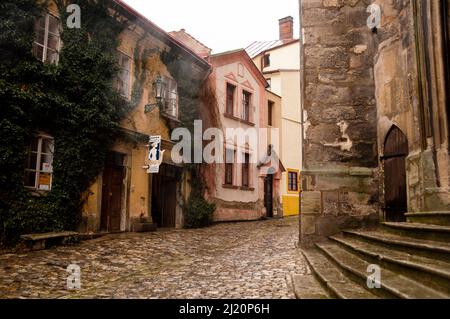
[299,2,305,171]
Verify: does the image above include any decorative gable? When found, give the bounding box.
[240,80,254,91]
[225,72,238,83]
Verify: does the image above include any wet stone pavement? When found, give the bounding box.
[0,217,307,299]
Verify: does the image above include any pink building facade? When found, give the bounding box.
[206,50,280,221]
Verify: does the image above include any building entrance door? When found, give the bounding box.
[101,152,125,232]
[383,126,408,222]
[151,164,179,228]
[264,174,274,218]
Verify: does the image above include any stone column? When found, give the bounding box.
[299,0,380,246]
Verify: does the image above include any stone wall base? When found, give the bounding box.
[299,167,379,247]
[213,199,264,222]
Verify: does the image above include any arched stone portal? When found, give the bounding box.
[383,126,409,222]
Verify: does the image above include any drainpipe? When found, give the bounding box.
[299,0,306,177]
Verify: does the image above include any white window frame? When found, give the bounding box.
[162,76,179,119]
[116,50,132,99]
[33,13,61,64]
[24,134,54,192]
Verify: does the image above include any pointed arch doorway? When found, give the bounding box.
[383,126,409,222]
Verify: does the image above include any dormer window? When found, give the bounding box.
[33,13,60,64]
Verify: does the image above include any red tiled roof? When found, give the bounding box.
[169,29,211,58]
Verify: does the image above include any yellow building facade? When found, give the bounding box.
[76,1,211,233]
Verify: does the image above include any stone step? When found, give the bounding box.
[316,242,449,299]
[330,234,450,295]
[289,273,330,299]
[381,222,450,242]
[300,249,378,299]
[343,229,450,262]
[405,212,450,227]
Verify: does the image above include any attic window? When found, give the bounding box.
[263,54,271,67]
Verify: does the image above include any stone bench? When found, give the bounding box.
[21,231,79,251]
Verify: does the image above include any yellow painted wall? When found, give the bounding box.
[81,16,182,232]
[282,195,300,216]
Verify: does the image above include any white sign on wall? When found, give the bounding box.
[143,136,165,174]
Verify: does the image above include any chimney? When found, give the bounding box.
[279,16,294,41]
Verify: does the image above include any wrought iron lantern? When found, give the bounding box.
[145,75,166,113]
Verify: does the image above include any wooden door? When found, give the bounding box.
[162,179,177,228]
[151,164,178,228]
[101,153,125,232]
[384,126,408,222]
[264,174,274,218]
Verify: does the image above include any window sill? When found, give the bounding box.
[223,113,255,127]
[239,186,255,191]
[25,188,51,197]
[222,184,239,190]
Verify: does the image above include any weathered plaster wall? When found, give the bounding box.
[299,0,380,246]
[81,25,186,233]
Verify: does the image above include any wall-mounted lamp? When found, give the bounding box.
[145,75,166,113]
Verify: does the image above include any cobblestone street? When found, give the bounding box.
[0,217,306,299]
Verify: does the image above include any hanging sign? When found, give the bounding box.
[143,136,165,174]
[39,173,51,191]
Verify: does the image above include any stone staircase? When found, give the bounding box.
[292,212,450,299]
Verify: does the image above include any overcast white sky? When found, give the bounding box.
[122,0,300,54]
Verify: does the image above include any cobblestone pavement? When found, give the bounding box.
[0,217,307,299]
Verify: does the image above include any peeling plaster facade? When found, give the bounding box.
[79,1,211,233]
